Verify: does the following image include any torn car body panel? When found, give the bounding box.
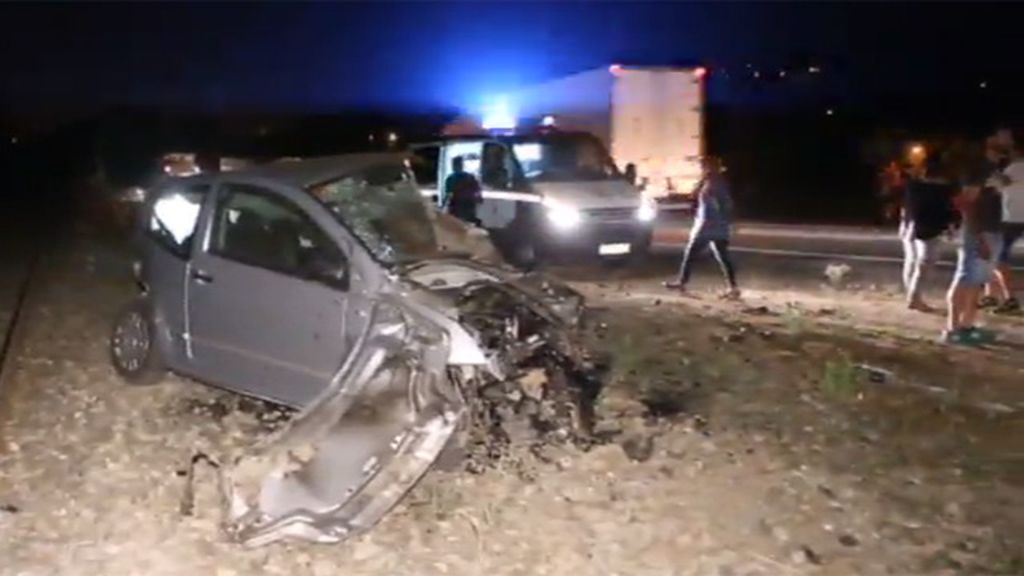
[220,265,590,547]
[222,295,465,547]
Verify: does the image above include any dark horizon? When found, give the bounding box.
[3,2,1023,115]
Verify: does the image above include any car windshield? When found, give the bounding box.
[512,135,620,182]
[308,164,441,265]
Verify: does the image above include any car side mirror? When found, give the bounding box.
[307,254,349,291]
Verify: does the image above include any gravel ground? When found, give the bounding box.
[1,236,1023,575]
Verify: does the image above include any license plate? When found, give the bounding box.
[598,243,631,256]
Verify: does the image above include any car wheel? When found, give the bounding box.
[110,299,165,386]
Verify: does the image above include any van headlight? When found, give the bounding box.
[544,200,582,230]
[636,197,657,222]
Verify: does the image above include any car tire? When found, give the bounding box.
[110,299,165,386]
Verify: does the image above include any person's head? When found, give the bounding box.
[452,156,464,173]
[923,153,944,179]
[701,156,723,175]
[623,162,637,184]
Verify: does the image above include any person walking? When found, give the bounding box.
[443,156,483,226]
[901,154,955,311]
[664,156,740,297]
[943,170,1003,345]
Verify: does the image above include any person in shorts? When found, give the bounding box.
[985,143,1024,313]
[944,174,1001,345]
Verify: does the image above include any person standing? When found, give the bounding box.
[444,156,483,226]
[664,156,740,298]
[944,171,1002,345]
[902,154,955,311]
[983,143,1024,313]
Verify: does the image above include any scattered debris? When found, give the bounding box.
[620,434,655,462]
[839,533,860,547]
[799,544,824,565]
[824,263,852,287]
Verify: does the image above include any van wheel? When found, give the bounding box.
[110,299,165,386]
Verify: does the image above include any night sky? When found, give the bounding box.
[2,2,1022,115]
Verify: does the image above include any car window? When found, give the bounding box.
[481,142,514,190]
[308,163,440,266]
[146,183,207,258]
[212,184,346,283]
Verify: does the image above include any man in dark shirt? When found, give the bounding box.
[902,155,955,311]
[444,156,483,226]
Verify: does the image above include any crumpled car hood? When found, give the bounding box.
[204,260,588,547]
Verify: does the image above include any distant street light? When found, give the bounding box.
[979,81,989,89]
[387,132,398,144]
[809,66,821,74]
[826,108,834,116]
[910,144,926,157]
[10,136,17,145]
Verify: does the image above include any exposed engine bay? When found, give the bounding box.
[183,260,603,547]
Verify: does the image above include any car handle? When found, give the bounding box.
[190,269,214,284]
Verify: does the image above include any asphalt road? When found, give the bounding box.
[554,216,1024,301]
[652,215,1024,269]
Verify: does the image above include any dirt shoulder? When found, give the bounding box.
[1,240,1022,575]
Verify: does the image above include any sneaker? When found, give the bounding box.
[663,280,686,291]
[941,328,980,346]
[908,300,935,313]
[979,296,999,309]
[994,298,1021,315]
[964,326,996,344]
[719,288,742,301]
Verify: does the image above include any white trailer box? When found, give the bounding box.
[506,65,706,198]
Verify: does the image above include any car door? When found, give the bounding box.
[408,143,442,206]
[186,180,351,408]
[139,181,210,368]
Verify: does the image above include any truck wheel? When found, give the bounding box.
[110,299,165,386]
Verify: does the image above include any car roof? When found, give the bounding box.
[224,152,408,189]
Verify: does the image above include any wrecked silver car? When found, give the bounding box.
[109,153,599,547]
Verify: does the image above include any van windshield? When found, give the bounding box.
[308,164,442,265]
[511,135,620,183]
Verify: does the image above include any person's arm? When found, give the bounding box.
[962,191,992,259]
[718,180,735,223]
[470,176,483,203]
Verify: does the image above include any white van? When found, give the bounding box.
[410,129,656,266]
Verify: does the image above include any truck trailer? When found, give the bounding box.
[484,65,707,199]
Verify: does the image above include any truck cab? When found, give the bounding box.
[410,130,655,266]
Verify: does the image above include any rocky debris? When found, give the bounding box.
[838,533,860,547]
[824,263,852,287]
[619,434,655,462]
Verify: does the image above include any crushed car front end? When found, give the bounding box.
[216,260,598,547]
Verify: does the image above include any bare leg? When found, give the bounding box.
[900,221,916,293]
[960,285,982,328]
[992,265,1012,301]
[946,280,964,332]
[672,236,709,287]
[908,237,935,309]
